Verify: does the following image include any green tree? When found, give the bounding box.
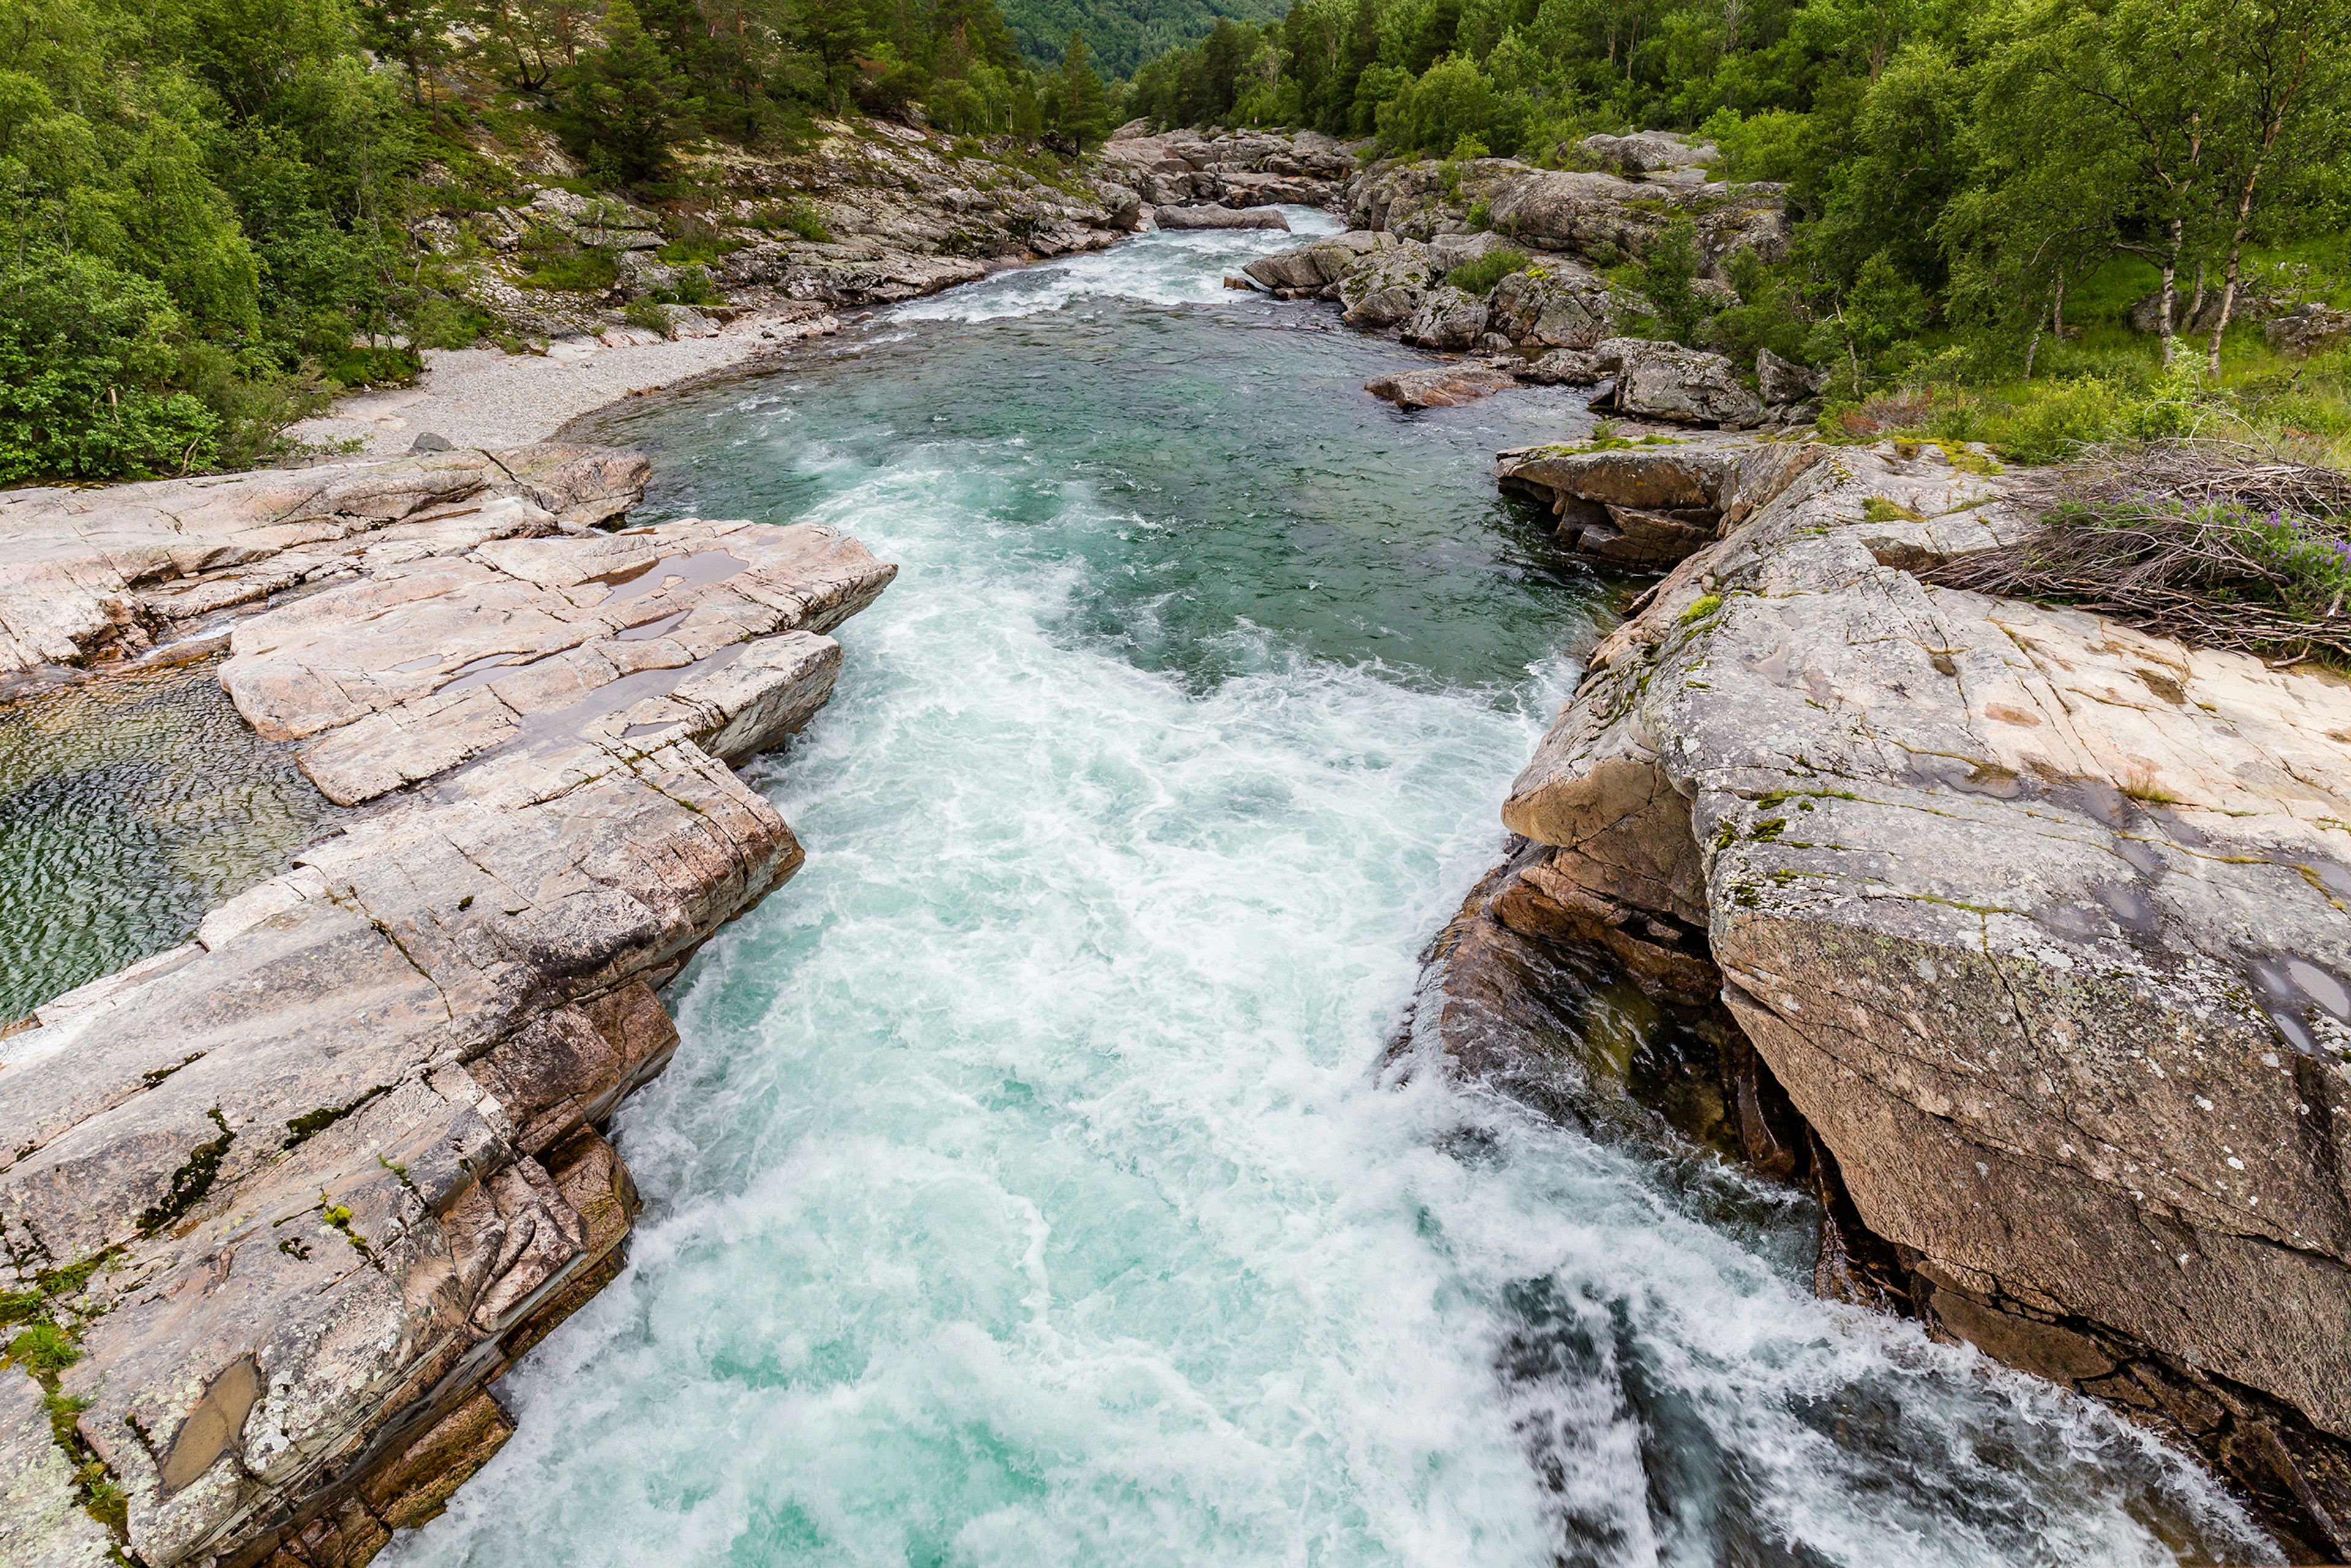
[790,0,870,111]
[557,0,697,181]
[1056,28,1109,148]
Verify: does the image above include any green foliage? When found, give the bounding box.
[623,297,675,334]
[516,225,620,291]
[1621,217,1708,343]
[0,250,222,484]
[6,1321,82,1373]
[752,198,834,242]
[1446,246,1529,293]
[555,0,696,182]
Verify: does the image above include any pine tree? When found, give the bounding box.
[558,0,697,182]
[1056,29,1108,151]
[792,0,871,114]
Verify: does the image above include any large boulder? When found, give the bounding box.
[1577,131,1720,177]
[1338,242,1438,329]
[1365,361,1519,410]
[1241,229,1394,294]
[1490,262,1615,348]
[1400,285,1492,350]
[1757,347,1826,405]
[2267,302,2351,355]
[1490,438,2351,1556]
[1590,338,1764,426]
[1480,170,1664,260]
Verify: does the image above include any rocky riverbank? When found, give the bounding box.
[1240,130,1826,422]
[1407,431,2351,1558]
[0,445,894,1567]
[290,121,1357,459]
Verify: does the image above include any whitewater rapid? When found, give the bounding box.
[383,218,2275,1567]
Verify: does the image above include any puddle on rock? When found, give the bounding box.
[0,655,347,1023]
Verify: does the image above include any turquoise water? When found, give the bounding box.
[386,219,2274,1567]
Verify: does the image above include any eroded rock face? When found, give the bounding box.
[0,462,897,1568]
[1489,437,2351,1554]
[0,446,648,687]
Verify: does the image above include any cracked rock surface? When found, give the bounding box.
[0,449,894,1567]
[1475,436,2351,1551]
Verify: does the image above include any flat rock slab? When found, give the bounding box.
[0,452,895,1567]
[0,446,648,686]
[222,517,893,803]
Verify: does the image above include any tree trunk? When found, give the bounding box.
[2190,257,2208,323]
[2024,324,2041,380]
[2053,272,2065,341]
[2156,214,2181,369]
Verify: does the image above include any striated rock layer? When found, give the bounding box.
[0,451,896,1567]
[1426,436,2351,1557]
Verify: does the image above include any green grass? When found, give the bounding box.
[1447,247,1531,294]
[749,199,833,244]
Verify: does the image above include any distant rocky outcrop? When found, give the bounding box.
[1420,435,2351,1558]
[0,451,896,1568]
[1095,126,1358,211]
[1238,133,1817,419]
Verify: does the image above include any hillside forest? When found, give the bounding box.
[3,0,2349,487]
[1134,0,2351,459]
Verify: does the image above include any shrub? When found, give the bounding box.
[1447,247,1530,295]
[516,226,620,292]
[623,299,673,336]
[752,199,832,244]
[1982,378,2129,465]
[0,249,220,483]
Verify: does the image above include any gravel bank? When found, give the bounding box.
[285,312,842,457]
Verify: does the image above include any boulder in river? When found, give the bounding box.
[1150,203,1291,231]
[1338,243,1439,330]
[1365,361,1520,410]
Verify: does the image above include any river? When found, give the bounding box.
[377,216,2272,1566]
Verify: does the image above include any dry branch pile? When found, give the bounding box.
[1927,441,2351,666]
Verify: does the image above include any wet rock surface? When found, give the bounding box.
[1452,435,2351,1556]
[0,449,895,1567]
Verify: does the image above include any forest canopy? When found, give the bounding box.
[0,0,1126,484]
[1130,0,2351,400]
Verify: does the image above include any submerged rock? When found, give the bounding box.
[1475,435,2351,1555]
[1365,361,1520,410]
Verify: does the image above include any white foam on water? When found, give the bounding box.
[383,234,2279,1568]
[891,206,1344,323]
